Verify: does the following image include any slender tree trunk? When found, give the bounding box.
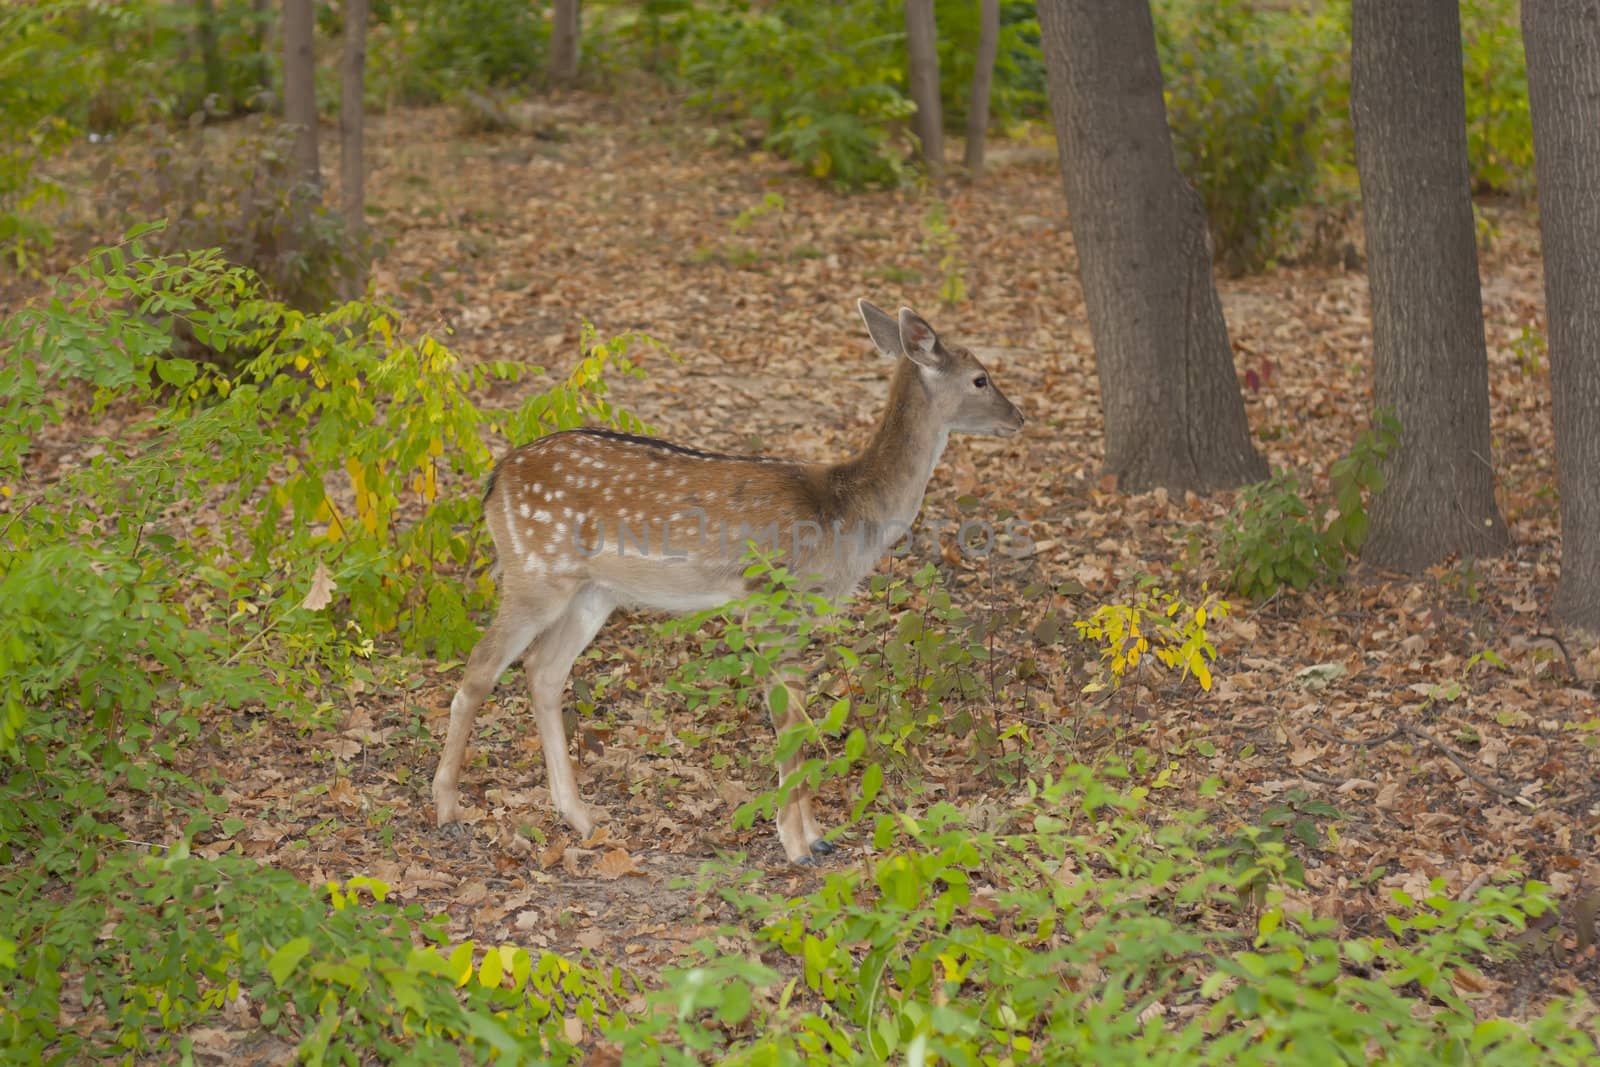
[282,0,319,188]
[964,0,999,173]
[905,0,943,174]
[550,0,581,87]
[1036,0,1265,493]
[1350,0,1507,571]
[341,0,367,296]
[195,0,225,112]
[1524,0,1600,631]
[253,0,274,100]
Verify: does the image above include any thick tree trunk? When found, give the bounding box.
[1036,0,1265,493]
[550,0,581,87]
[282,0,319,188]
[1524,0,1600,631]
[340,0,367,296]
[964,0,999,173]
[1350,0,1507,571]
[905,0,943,174]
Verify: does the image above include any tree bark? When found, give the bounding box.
[905,0,943,174]
[1350,0,1507,571]
[550,0,581,87]
[1036,0,1265,493]
[341,0,367,296]
[1524,0,1600,631]
[253,0,273,100]
[195,0,225,112]
[282,0,319,188]
[964,0,999,174]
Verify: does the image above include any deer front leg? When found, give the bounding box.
[768,664,834,864]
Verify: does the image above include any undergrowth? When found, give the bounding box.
[2,236,1593,1061]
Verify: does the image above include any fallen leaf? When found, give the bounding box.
[300,562,335,611]
[596,848,642,880]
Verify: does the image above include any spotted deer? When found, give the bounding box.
[432,300,1024,863]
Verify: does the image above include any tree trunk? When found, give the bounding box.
[282,0,319,188]
[964,0,999,174]
[253,0,273,100]
[341,0,367,297]
[1036,0,1265,493]
[905,0,943,174]
[1350,0,1507,571]
[195,0,225,112]
[1524,0,1600,631]
[550,0,581,87]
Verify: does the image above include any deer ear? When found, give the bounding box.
[858,299,903,357]
[898,308,944,371]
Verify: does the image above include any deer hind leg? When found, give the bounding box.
[769,663,833,864]
[433,584,575,828]
[523,583,615,840]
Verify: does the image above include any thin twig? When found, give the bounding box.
[1307,721,1532,804]
[1398,722,1531,804]
[1308,723,1404,747]
[1528,631,1580,682]
[1245,586,1283,620]
[1291,768,1347,787]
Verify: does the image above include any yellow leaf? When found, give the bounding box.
[479,948,503,988]
[448,942,475,988]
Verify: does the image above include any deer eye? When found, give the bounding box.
[973,375,988,389]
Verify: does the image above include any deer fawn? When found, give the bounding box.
[432,300,1024,863]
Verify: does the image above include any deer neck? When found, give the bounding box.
[830,361,948,535]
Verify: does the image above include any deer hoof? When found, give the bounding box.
[809,839,837,857]
[438,821,470,840]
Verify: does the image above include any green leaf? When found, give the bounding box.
[268,936,313,985]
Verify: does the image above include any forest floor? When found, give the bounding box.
[17,89,1600,1037]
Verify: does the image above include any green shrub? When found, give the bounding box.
[1215,470,1336,600]
[1460,0,1533,195]
[0,852,624,1060]
[61,0,272,129]
[378,0,551,104]
[1152,0,1535,269]
[672,0,913,187]
[98,122,370,311]
[617,769,1595,1064]
[934,0,1047,131]
[1155,0,1329,274]
[0,5,80,264]
[0,231,649,1058]
[663,0,1042,187]
[1213,413,1399,600]
[3,229,652,662]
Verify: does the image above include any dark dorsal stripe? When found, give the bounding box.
[561,427,793,464]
